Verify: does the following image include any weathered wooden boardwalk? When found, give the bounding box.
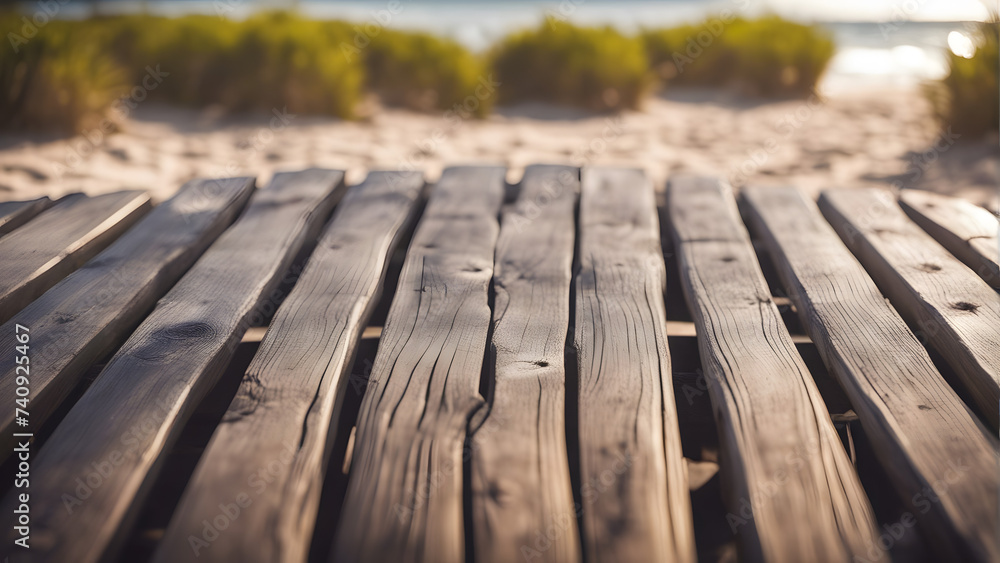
[0,168,996,563]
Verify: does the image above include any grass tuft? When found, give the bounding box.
[0,16,125,133]
[364,29,492,115]
[642,16,835,97]
[0,12,841,132]
[491,18,653,111]
[924,21,999,138]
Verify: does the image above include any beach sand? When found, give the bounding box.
[0,85,996,210]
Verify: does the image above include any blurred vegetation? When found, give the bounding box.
[1,11,838,133]
[492,18,653,111]
[0,17,125,132]
[924,20,999,138]
[1,12,365,131]
[643,16,836,97]
[0,11,478,131]
[363,29,491,116]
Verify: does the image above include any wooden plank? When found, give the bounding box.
[0,169,345,563]
[819,188,1000,428]
[0,196,52,236]
[899,189,999,288]
[0,190,151,324]
[666,176,881,563]
[468,165,582,563]
[332,166,505,563]
[152,170,421,563]
[744,186,1000,563]
[574,168,695,563]
[0,177,255,458]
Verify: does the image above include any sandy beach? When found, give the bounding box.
[0,85,996,210]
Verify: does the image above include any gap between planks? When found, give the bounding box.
[745,185,1000,563]
[0,177,256,460]
[667,175,882,563]
[242,325,381,343]
[332,166,505,563]
[153,170,421,563]
[0,170,346,563]
[819,188,1000,430]
[575,167,696,563]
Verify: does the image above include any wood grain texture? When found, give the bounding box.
[153,170,421,563]
[575,168,695,563]
[0,177,255,458]
[819,188,1000,428]
[0,196,52,236]
[667,176,881,563]
[469,165,581,563]
[899,189,999,288]
[333,166,505,563]
[744,186,1000,563]
[0,170,344,563]
[0,190,151,324]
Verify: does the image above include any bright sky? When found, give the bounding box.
[765,0,993,22]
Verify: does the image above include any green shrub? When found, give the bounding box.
[0,12,365,131]
[110,14,241,106]
[0,16,125,133]
[106,13,363,116]
[223,13,362,116]
[643,16,835,97]
[642,22,721,86]
[491,18,653,111]
[0,11,841,132]
[925,21,998,138]
[361,29,490,115]
[83,13,476,117]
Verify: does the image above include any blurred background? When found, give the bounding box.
[0,0,997,207]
